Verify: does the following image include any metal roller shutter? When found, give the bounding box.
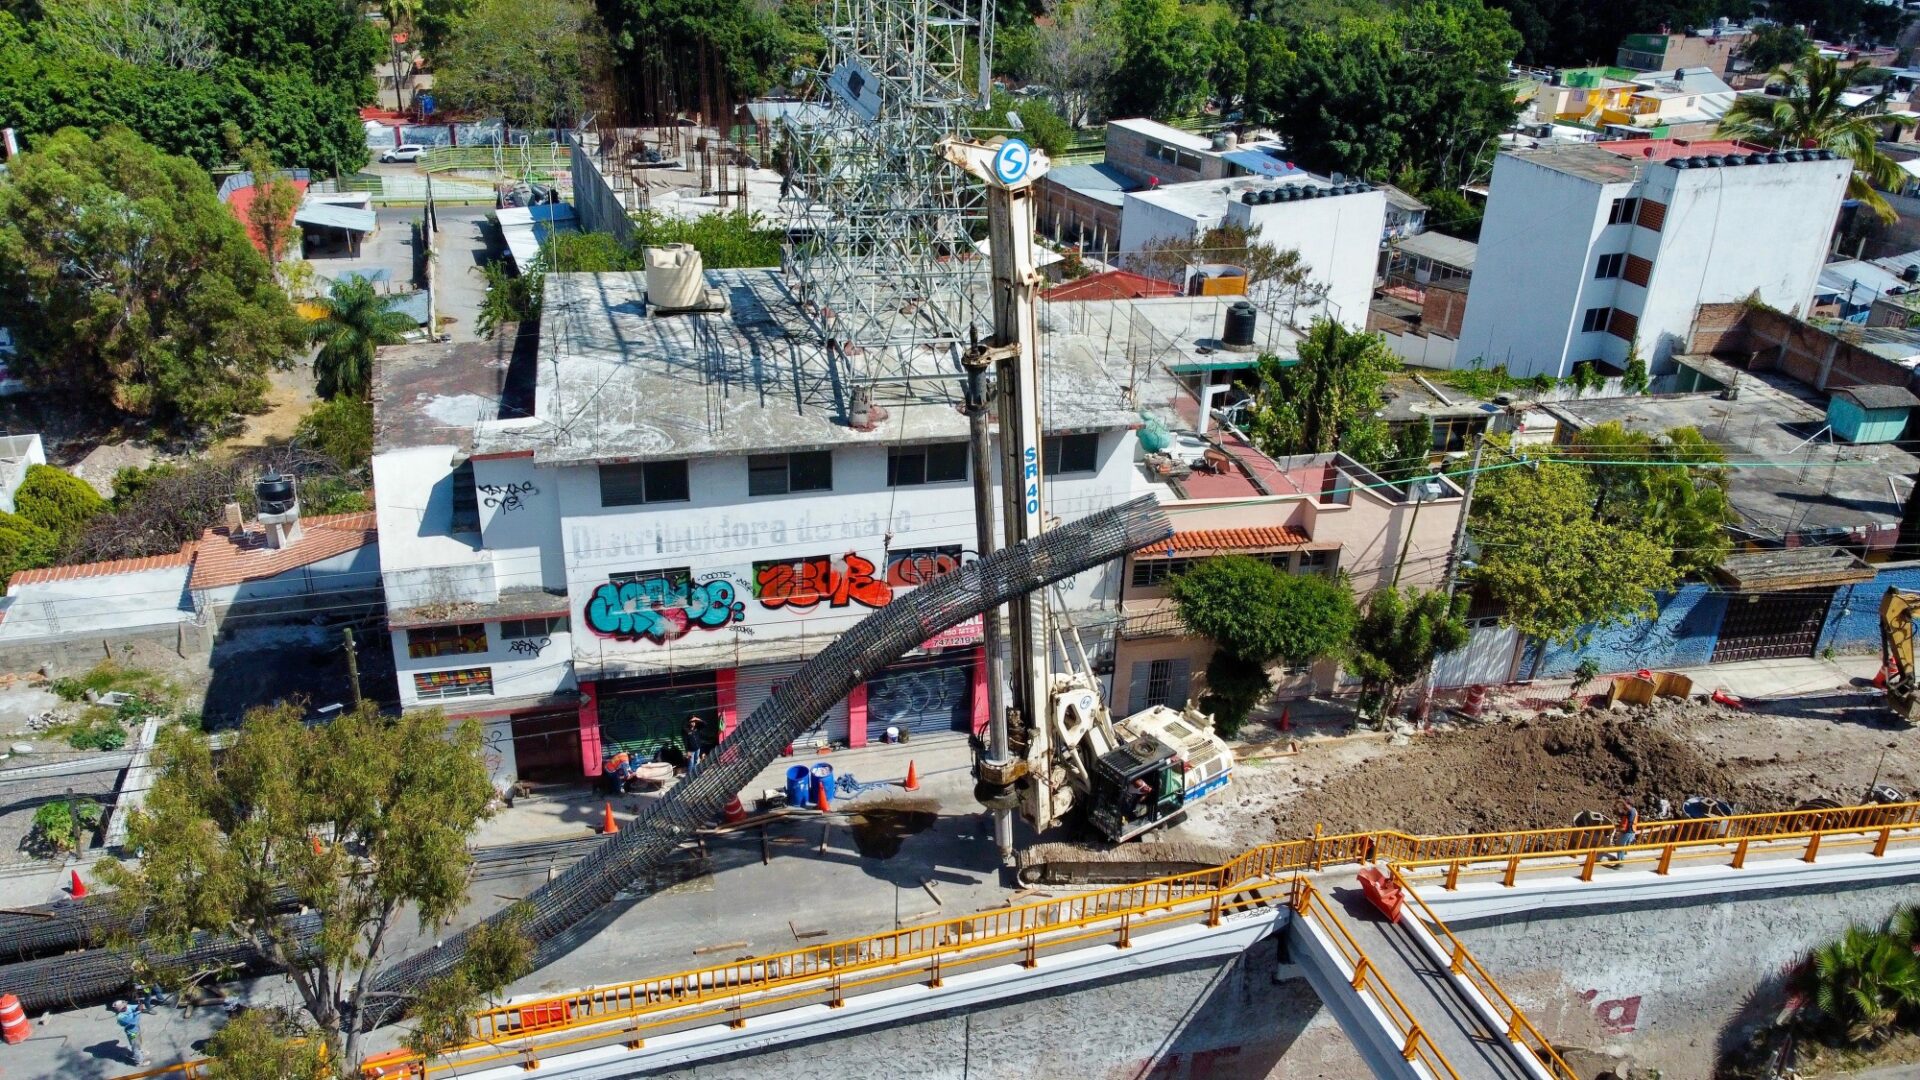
[867,654,974,736]
[1711,588,1833,664]
[597,675,718,759]
[735,662,850,746]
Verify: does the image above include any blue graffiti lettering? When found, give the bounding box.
[585,577,746,643]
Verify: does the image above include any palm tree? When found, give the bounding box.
[309,275,412,400]
[1718,52,1917,223]
[1807,925,1920,1043]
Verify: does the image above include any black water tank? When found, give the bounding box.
[1222,301,1257,349]
[256,468,296,515]
[1241,191,1258,204]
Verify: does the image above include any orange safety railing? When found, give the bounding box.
[1388,865,1579,1080]
[1395,801,1920,891]
[112,801,1920,1080]
[1286,878,1461,1079]
[364,867,1287,1077]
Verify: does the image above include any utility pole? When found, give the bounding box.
[343,627,362,707]
[1414,434,1486,722]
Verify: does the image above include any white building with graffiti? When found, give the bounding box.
[371,271,1162,785]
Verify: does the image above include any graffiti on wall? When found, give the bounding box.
[585,574,747,642]
[478,480,538,513]
[1577,989,1642,1034]
[754,553,892,610]
[884,547,977,587]
[507,636,550,657]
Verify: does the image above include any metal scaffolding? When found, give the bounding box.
[778,0,992,394]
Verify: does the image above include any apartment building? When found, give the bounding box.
[372,271,1156,788]
[1455,139,1849,379]
[1117,176,1388,329]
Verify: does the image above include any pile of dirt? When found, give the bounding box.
[1264,712,1791,839]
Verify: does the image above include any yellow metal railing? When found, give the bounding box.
[1287,878,1461,1079]
[1393,800,1920,892]
[114,801,1920,1080]
[1389,865,1579,1080]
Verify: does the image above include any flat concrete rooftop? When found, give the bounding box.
[376,326,532,453]
[472,269,1262,465]
[1541,367,1920,541]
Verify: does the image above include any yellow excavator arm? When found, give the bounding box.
[1884,587,1920,724]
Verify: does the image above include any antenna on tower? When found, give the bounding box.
[778,0,993,400]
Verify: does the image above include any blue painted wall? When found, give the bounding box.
[1528,583,1729,678]
[1828,396,1909,444]
[1818,562,1920,654]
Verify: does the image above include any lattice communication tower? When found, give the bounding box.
[780,0,992,388]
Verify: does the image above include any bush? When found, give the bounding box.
[0,512,59,589]
[30,798,102,854]
[1169,556,1357,667]
[1200,651,1269,739]
[14,464,106,547]
[295,397,373,473]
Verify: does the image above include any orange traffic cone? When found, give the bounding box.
[310,834,324,856]
[69,870,87,899]
[1874,662,1889,689]
[902,761,920,791]
[600,802,619,835]
[723,796,747,824]
[1278,706,1291,732]
[814,778,832,814]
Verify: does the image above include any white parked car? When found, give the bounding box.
[380,144,426,163]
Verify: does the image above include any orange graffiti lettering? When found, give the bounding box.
[756,553,892,610]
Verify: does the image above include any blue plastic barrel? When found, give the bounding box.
[786,765,812,808]
[811,763,835,806]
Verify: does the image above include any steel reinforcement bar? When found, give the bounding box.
[359,495,1174,1020]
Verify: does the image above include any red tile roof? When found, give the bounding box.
[7,546,197,588]
[1043,270,1182,302]
[189,511,377,590]
[1136,526,1310,557]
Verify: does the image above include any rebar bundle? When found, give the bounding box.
[362,495,1171,1022]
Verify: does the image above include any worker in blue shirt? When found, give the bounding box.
[113,999,150,1065]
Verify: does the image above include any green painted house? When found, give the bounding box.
[1828,384,1918,444]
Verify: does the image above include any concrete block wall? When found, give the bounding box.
[1819,560,1920,654]
[1528,583,1727,678]
[1453,878,1920,1080]
[657,952,1369,1080]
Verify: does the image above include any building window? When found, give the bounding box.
[600,461,690,506]
[1044,433,1100,475]
[1130,557,1199,588]
[748,451,833,496]
[1580,306,1612,334]
[1151,144,1200,171]
[1129,657,1190,712]
[887,444,968,486]
[1595,253,1625,279]
[413,667,493,700]
[610,567,691,589]
[500,615,568,639]
[1296,549,1335,577]
[408,623,487,659]
[1606,197,1639,225]
[451,462,478,531]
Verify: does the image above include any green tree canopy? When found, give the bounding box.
[310,275,415,400]
[1719,54,1917,223]
[0,127,305,429]
[1466,445,1679,646]
[1742,24,1811,71]
[1241,318,1397,460]
[0,513,60,589]
[295,397,374,473]
[1347,587,1469,721]
[98,703,506,1070]
[1255,0,1521,189]
[1106,0,1214,118]
[0,4,371,173]
[432,0,609,130]
[1570,422,1735,576]
[14,464,107,548]
[1170,555,1358,665]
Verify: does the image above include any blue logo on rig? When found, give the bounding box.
[993,139,1031,185]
